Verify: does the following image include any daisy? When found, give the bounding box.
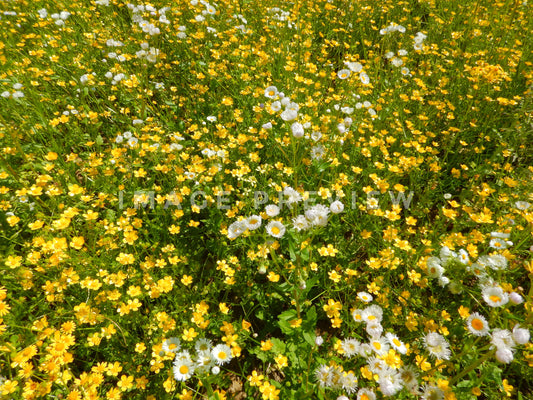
[366,357,387,374]
[227,220,247,239]
[266,221,285,238]
[265,86,278,99]
[345,61,363,72]
[357,291,373,303]
[341,338,361,357]
[195,350,215,372]
[356,388,376,400]
[173,358,195,381]
[489,238,511,249]
[245,215,262,230]
[265,204,280,217]
[283,186,302,205]
[162,337,181,353]
[310,145,325,160]
[352,309,364,323]
[466,312,490,336]
[315,364,332,388]
[337,69,351,79]
[330,200,344,214]
[292,215,309,231]
[495,347,514,364]
[366,322,383,338]
[194,338,212,353]
[512,324,530,345]
[291,122,304,138]
[269,101,281,112]
[385,333,407,354]
[359,72,370,85]
[341,371,358,394]
[362,305,383,324]
[482,285,509,307]
[399,365,419,393]
[369,337,389,356]
[457,249,469,264]
[515,201,531,210]
[420,385,444,400]
[423,332,451,360]
[378,367,403,396]
[491,329,515,350]
[211,344,232,365]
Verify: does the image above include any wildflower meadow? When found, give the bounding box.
[1,0,533,399]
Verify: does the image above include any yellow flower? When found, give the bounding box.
[182,328,198,341]
[274,354,288,369]
[260,340,273,351]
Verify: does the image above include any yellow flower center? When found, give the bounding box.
[471,318,484,331]
[490,295,501,303]
[179,365,189,374]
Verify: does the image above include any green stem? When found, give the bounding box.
[449,349,495,386]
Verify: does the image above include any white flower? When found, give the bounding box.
[262,122,272,130]
[426,257,444,278]
[489,238,512,249]
[386,333,407,354]
[357,291,373,303]
[356,388,376,400]
[378,367,403,396]
[162,337,181,353]
[341,338,360,357]
[227,220,247,239]
[266,221,285,238]
[482,285,509,307]
[310,131,322,141]
[280,108,298,121]
[359,72,370,85]
[291,122,304,138]
[391,57,403,67]
[362,305,383,323]
[368,337,389,355]
[195,338,213,353]
[283,186,302,205]
[245,215,262,230]
[345,61,363,72]
[424,332,451,360]
[265,204,280,217]
[466,312,490,336]
[264,85,278,99]
[292,215,309,231]
[305,204,329,227]
[495,347,514,364]
[512,325,530,344]
[491,329,515,350]
[457,249,470,264]
[173,357,195,381]
[337,69,351,79]
[128,137,139,147]
[421,385,444,400]
[330,200,344,214]
[269,101,281,112]
[1,91,10,98]
[206,115,217,122]
[509,292,523,304]
[515,201,531,210]
[211,344,233,365]
[366,322,383,338]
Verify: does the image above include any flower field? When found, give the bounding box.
[1,0,533,398]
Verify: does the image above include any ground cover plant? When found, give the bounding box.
[0,0,532,399]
